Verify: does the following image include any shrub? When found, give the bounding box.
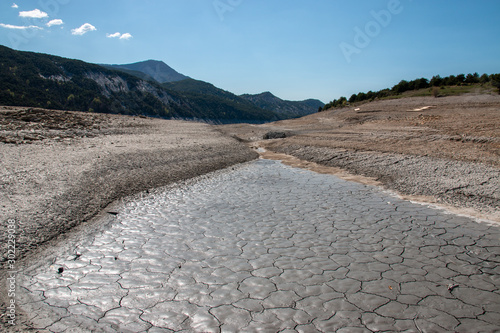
[491,74,500,94]
[432,87,440,98]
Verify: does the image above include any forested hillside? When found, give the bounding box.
[322,73,500,110]
[240,92,324,118]
[0,45,278,122]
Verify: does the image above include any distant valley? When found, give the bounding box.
[0,45,323,123]
[107,60,324,119]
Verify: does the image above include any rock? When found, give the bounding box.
[263,131,287,140]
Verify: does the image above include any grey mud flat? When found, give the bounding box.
[17,159,500,332]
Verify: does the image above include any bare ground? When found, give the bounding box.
[0,107,258,330]
[0,95,499,329]
[0,106,260,330]
[0,107,259,263]
[219,94,500,222]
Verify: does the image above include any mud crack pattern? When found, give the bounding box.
[18,159,500,332]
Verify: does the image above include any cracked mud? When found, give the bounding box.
[17,159,500,332]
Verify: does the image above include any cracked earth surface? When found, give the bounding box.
[17,159,500,332]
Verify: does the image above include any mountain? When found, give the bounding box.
[162,78,278,122]
[240,92,324,118]
[163,78,239,98]
[110,61,324,119]
[0,45,277,122]
[162,78,325,119]
[105,60,189,83]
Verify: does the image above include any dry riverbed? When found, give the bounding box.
[0,106,257,328]
[1,94,499,329]
[219,94,500,222]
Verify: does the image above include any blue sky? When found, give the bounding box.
[0,0,499,103]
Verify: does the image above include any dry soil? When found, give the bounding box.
[219,94,500,222]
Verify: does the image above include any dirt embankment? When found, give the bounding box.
[220,94,500,222]
[0,107,258,263]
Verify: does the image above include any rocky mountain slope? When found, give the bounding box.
[110,61,324,118]
[0,45,278,122]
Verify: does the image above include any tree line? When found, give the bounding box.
[321,72,500,111]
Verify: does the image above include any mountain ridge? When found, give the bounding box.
[108,60,323,118]
[0,45,278,122]
[240,91,324,118]
[104,60,189,83]
[0,45,322,122]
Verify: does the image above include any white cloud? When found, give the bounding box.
[71,23,96,36]
[119,33,132,40]
[107,32,133,40]
[19,9,48,19]
[106,32,121,38]
[12,3,18,9]
[47,19,64,27]
[0,23,43,30]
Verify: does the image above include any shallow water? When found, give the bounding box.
[18,159,500,332]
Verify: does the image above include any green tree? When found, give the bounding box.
[392,80,410,94]
[413,78,429,90]
[479,73,490,84]
[430,75,443,87]
[445,75,458,86]
[356,92,367,101]
[376,89,390,99]
[491,74,500,94]
[337,96,347,107]
[465,73,479,84]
